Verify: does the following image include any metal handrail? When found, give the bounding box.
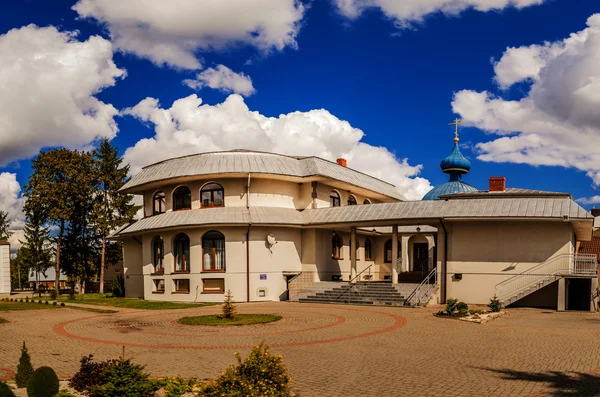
[495,253,597,302]
[335,264,373,300]
[404,267,437,307]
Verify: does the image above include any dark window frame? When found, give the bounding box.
[202,230,226,272]
[330,191,341,207]
[384,239,401,263]
[202,278,225,294]
[201,182,225,208]
[332,233,342,259]
[364,239,373,261]
[153,191,166,215]
[153,279,165,294]
[152,236,164,274]
[173,233,190,273]
[173,186,192,211]
[348,195,357,206]
[173,279,190,293]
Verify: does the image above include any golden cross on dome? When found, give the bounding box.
[448,118,463,142]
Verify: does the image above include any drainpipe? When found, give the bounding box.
[246,173,251,209]
[246,224,252,302]
[439,218,448,304]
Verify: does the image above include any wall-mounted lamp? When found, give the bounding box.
[416,226,421,233]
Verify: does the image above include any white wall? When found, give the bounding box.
[0,244,10,293]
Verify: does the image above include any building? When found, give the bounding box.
[112,142,597,311]
[28,267,67,290]
[0,241,10,293]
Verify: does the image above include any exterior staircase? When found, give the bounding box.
[298,282,406,306]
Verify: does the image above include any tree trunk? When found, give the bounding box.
[55,236,60,293]
[99,237,106,294]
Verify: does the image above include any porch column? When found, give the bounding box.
[401,236,410,272]
[350,226,357,282]
[392,225,399,284]
[557,277,566,312]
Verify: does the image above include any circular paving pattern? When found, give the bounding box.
[0,368,14,381]
[53,304,406,349]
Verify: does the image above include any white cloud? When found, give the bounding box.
[0,173,25,231]
[452,14,600,187]
[333,0,545,27]
[73,0,305,70]
[0,24,125,165]
[577,196,600,205]
[184,65,255,97]
[123,94,432,200]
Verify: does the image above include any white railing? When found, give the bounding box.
[495,253,598,302]
[404,265,437,307]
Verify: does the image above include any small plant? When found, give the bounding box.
[159,376,200,397]
[15,341,34,388]
[221,290,236,320]
[49,289,58,300]
[25,296,29,303]
[19,299,23,303]
[70,355,109,392]
[44,301,49,305]
[444,298,458,316]
[38,300,42,304]
[53,302,57,306]
[0,381,16,397]
[54,391,75,397]
[456,301,469,316]
[469,309,485,315]
[489,295,502,312]
[60,303,65,307]
[203,342,291,397]
[88,359,159,397]
[111,275,125,298]
[26,366,59,397]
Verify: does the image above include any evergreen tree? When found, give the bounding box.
[15,341,34,388]
[19,208,51,292]
[92,139,137,294]
[0,210,12,241]
[10,250,29,291]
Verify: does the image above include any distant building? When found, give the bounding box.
[28,267,67,290]
[0,241,10,293]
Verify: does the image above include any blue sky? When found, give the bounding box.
[1,0,600,232]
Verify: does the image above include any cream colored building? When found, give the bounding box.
[0,241,10,294]
[112,150,597,311]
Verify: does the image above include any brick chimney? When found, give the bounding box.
[591,208,600,217]
[336,158,347,167]
[489,176,506,192]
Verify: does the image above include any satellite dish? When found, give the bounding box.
[267,233,277,247]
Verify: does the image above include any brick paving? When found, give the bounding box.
[1,303,600,396]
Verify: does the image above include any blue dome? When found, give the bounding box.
[440,141,471,174]
[422,180,478,200]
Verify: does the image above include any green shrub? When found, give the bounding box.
[70,355,109,392]
[456,301,469,315]
[49,289,58,300]
[15,341,34,388]
[0,381,15,397]
[203,343,291,397]
[444,298,458,316]
[54,391,75,397]
[25,296,28,303]
[469,309,485,315]
[111,275,125,298]
[159,376,199,397]
[26,366,59,397]
[53,302,57,306]
[19,299,23,303]
[221,290,236,320]
[60,303,65,307]
[489,295,502,312]
[88,359,159,397]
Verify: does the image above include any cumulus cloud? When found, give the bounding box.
[184,65,255,97]
[577,196,600,205]
[0,25,125,165]
[73,0,305,69]
[452,14,600,186]
[333,0,545,27]
[122,94,432,200]
[0,173,25,231]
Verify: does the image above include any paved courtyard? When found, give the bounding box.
[1,302,600,396]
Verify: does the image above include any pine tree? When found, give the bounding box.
[19,208,51,294]
[15,341,34,388]
[0,210,12,241]
[222,290,236,319]
[92,139,138,294]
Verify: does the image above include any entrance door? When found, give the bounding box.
[566,278,591,311]
[413,243,429,272]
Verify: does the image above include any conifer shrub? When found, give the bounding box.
[15,341,34,388]
[222,290,236,320]
[26,366,59,397]
[489,295,502,312]
[111,275,125,298]
[444,298,458,316]
[0,381,15,397]
[202,343,291,397]
[87,359,158,397]
[49,289,58,300]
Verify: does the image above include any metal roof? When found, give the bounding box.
[439,188,571,199]
[423,180,478,200]
[111,196,592,237]
[120,150,405,200]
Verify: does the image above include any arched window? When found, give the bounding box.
[348,195,357,206]
[152,236,164,273]
[384,239,401,263]
[363,199,371,204]
[330,191,341,207]
[203,231,225,271]
[332,233,342,259]
[173,186,191,211]
[173,233,190,272]
[364,239,373,261]
[201,183,224,208]
[153,191,166,215]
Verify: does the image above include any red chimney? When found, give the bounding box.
[336,158,347,167]
[489,176,506,192]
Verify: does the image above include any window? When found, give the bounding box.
[173,233,190,272]
[365,239,373,261]
[384,239,401,263]
[201,182,224,208]
[173,186,191,210]
[153,191,166,215]
[174,279,190,293]
[203,279,224,293]
[332,233,342,259]
[330,191,341,207]
[153,279,165,293]
[348,195,357,205]
[202,231,225,271]
[152,236,164,273]
[363,199,371,204]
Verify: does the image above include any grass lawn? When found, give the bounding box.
[42,293,216,310]
[178,314,282,326]
[0,301,62,311]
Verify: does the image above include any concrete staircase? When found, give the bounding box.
[502,276,558,307]
[298,282,406,306]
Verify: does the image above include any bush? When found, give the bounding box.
[159,376,199,397]
[203,343,291,397]
[456,301,469,316]
[53,302,57,306]
[111,275,125,298]
[222,290,236,320]
[15,341,34,388]
[19,299,23,303]
[489,295,502,312]
[444,298,458,316]
[54,391,75,397]
[469,309,485,315]
[60,303,65,307]
[70,355,109,392]
[49,289,58,300]
[26,367,59,397]
[38,300,42,304]
[88,359,159,397]
[25,296,28,303]
[0,381,15,397]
